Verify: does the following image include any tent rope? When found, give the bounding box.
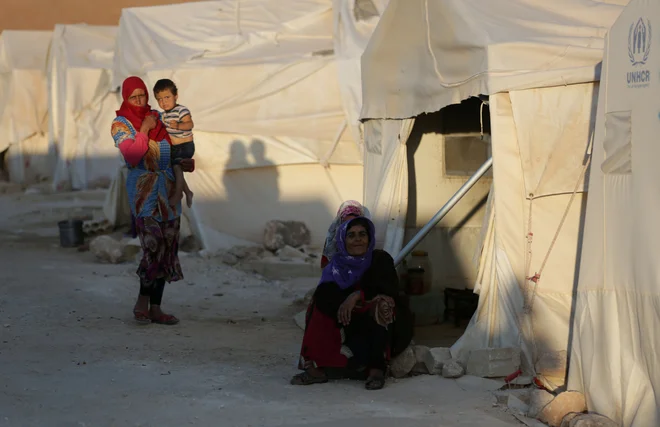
[517,140,593,371]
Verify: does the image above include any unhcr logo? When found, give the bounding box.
[627,18,652,88]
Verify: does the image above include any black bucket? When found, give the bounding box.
[58,219,84,248]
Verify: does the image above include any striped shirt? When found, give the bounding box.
[161,104,193,142]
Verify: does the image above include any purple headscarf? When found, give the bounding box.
[319,217,376,289]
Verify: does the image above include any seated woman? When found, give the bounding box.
[292,216,413,390]
[320,200,370,268]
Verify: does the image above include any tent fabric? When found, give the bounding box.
[358,0,623,388]
[450,87,593,387]
[104,0,370,251]
[363,118,414,252]
[48,24,123,191]
[359,0,628,121]
[332,0,388,146]
[568,1,660,425]
[112,0,359,158]
[0,30,52,184]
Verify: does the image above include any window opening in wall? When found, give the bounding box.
[437,97,492,178]
[444,133,492,177]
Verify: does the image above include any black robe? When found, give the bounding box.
[313,249,414,362]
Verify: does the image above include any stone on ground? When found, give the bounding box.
[441,359,465,378]
[390,346,416,378]
[420,346,452,375]
[535,350,568,390]
[221,252,240,266]
[411,345,430,374]
[263,220,311,252]
[90,235,139,264]
[277,245,308,261]
[466,347,521,378]
[560,413,618,427]
[508,393,530,415]
[528,389,555,418]
[539,391,587,427]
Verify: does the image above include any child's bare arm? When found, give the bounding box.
[169,113,194,131]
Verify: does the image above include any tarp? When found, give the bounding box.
[358,0,628,387]
[0,30,53,184]
[332,0,389,145]
[105,0,371,251]
[568,1,660,425]
[452,85,594,385]
[360,0,628,121]
[48,24,122,191]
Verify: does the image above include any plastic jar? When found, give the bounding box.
[406,250,432,295]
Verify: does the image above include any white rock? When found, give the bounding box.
[508,394,530,415]
[466,347,521,378]
[421,347,452,375]
[90,236,136,264]
[412,362,429,375]
[539,391,587,427]
[560,413,618,427]
[221,252,239,266]
[390,346,416,378]
[277,245,308,261]
[528,389,556,418]
[412,345,431,374]
[441,359,465,379]
[263,220,311,252]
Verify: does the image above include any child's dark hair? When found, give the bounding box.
[153,79,178,96]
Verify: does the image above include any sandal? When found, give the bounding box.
[365,375,385,390]
[133,309,151,325]
[290,371,328,386]
[151,313,180,325]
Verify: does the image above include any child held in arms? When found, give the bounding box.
[153,78,195,208]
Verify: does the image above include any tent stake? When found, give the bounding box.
[393,157,493,266]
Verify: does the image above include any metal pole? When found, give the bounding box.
[393,156,493,266]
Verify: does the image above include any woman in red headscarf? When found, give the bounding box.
[111,76,183,325]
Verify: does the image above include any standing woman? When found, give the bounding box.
[111,76,183,325]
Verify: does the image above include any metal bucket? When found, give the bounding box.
[58,219,84,247]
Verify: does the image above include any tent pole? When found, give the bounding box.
[393,157,493,266]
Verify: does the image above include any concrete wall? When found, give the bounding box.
[404,98,492,292]
[1,0,201,31]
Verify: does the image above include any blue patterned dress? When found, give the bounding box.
[111,114,183,284]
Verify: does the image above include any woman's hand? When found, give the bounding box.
[338,291,360,326]
[140,115,157,133]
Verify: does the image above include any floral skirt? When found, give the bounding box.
[135,216,183,285]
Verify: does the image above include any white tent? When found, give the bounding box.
[359,0,627,387]
[0,30,53,184]
[567,1,660,425]
[48,24,122,191]
[105,0,378,251]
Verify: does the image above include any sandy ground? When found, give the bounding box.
[0,188,520,427]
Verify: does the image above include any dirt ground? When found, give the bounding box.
[0,188,521,427]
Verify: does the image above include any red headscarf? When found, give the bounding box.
[116,76,171,144]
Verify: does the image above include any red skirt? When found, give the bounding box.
[298,300,347,369]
